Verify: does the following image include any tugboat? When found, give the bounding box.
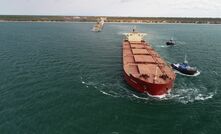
[166,37,176,46]
[171,56,198,75]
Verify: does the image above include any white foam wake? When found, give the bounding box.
[159,45,168,48]
[174,70,201,77]
[145,92,167,99]
[164,88,215,104]
[132,94,149,100]
[99,90,119,98]
[80,76,215,104]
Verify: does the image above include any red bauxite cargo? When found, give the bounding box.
[123,29,176,97]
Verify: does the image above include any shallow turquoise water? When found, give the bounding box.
[0,22,221,134]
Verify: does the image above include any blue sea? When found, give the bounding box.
[0,22,221,134]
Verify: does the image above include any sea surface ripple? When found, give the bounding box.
[0,22,221,134]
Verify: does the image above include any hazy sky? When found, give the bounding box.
[0,0,221,17]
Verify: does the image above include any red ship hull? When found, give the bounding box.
[122,31,175,97]
[124,70,173,96]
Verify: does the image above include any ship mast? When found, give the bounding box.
[184,55,188,64]
[154,67,158,83]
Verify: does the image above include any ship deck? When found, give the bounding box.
[123,40,175,84]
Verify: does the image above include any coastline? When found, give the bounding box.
[0,20,220,25]
[1,15,221,24]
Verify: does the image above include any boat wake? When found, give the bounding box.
[128,86,215,104]
[177,41,186,45]
[117,32,125,35]
[174,70,201,77]
[159,45,168,48]
[99,90,120,98]
[155,44,178,48]
[80,76,215,104]
[163,87,215,104]
[132,94,150,100]
[145,92,167,99]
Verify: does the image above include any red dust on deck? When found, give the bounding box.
[123,30,176,97]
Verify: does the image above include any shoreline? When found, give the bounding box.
[0,20,220,25]
[1,15,221,24]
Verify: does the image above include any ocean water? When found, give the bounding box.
[0,22,221,134]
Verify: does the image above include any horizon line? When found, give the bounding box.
[0,14,221,19]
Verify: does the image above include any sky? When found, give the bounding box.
[0,0,221,17]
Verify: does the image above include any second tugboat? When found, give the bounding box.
[123,29,176,97]
[166,37,176,46]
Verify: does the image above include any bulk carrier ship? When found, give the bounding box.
[123,29,176,97]
[92,18,105,32]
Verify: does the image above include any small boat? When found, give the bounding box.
[166,37,176,46]
[171,56,198,75]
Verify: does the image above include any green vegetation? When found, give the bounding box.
[0,15,221,24]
